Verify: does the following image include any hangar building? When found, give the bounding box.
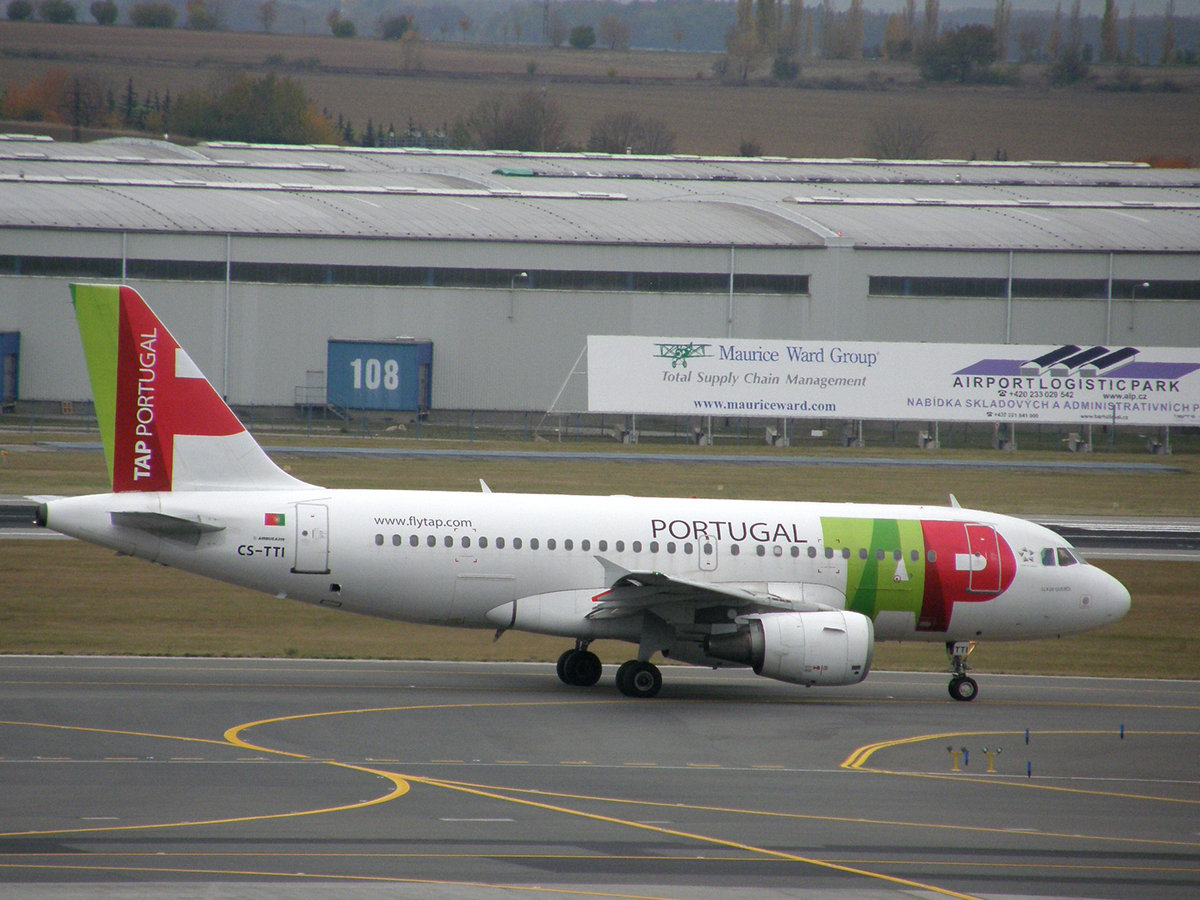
[1,135,1198,415]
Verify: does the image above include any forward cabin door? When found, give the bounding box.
[963,523,1002,594]
[292,503,330,574]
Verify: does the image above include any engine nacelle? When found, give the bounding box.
[703,610,874,687]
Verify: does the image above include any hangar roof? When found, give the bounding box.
[1,135,1198,252]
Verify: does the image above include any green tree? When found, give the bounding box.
[171,74,340,144]
[918,24,999,82]
[129,1,177,27]
[326,8,355,37]
[6,0,33,18]
[37,0,76,23]
[379,14,411,40]
[569,24,595,50]
[89,0,116,24]
[185,0,218,30]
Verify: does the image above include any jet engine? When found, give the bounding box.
[703,610,874,687]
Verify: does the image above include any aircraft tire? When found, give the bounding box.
[617,661,662,699]
[556,649,576,685]
[567,651,603,687]
[949,676,979,702]
[614,660,637,696]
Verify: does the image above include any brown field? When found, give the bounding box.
[1,436,1197,678]
[3,22,1199,161]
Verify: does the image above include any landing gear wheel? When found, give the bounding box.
[556,649,575,684]
[949,676,978,702]
[566,650,602,687]
[557,649,602,687]
[616,660,662,698]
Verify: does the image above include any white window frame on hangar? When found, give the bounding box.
[1,134,1198,415]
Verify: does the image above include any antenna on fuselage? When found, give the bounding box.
[949,493,962,508]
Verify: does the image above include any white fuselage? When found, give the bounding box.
[44,488,1132,646]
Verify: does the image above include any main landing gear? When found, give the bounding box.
[555,642,663,698]
[947,641,979,702]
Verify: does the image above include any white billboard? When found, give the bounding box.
[587,336,1200,426]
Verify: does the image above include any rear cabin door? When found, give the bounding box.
[292,503,330,574]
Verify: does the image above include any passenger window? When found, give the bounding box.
[825,547,834,559]
[1041,548,1056,566]
[927,550,937,562]
[842,548,851,559]
[426,535,436,547]
[599,540,608,551]
[893,550,902,561]
[444,535,453,548]
[807,546,816,558]
[375,534,384,546]
[730,544,740,556]
[1057,548,1078,567]
[513,537,523,550]
[703,542,713,555]
[410,535,419,547]
[876,549,886,561]
[479,536,488,549]
[684,542,693,554]
[756,545,766,557]
[393,534,402,547]
[859,549,868,560]
[462,536,471,549]
[530,538,539,550]
[792,546,802,558]
[773,545,783,557]
[666,542,676,554]
[632,541,642,552]
[615,540,624,552]
[649,541,659,553]
[911,550,919,562]
[496,537,505,549]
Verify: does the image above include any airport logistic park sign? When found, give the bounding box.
[586,336,1200,427]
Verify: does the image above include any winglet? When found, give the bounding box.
[71,284,313,493]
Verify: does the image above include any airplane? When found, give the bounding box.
[36,284,1132,701]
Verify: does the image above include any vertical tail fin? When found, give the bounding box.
[71,284,311,492]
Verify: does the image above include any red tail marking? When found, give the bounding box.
[112,286,242,492]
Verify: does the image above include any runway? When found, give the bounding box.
[1,658,1197,900]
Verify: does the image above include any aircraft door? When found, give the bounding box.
[699,539,718,571]
[963,523,1002,594]
[292,503,330,574]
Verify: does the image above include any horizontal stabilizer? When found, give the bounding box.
[110,511,225,545]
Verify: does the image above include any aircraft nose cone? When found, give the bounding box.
[1099,570,1132,622]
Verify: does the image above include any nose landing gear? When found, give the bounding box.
[947,641,979,701]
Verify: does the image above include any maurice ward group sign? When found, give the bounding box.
[586,336,1200,427]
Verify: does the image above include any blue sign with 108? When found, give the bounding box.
[327,339,432,411]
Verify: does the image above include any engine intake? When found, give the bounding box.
[703,610,874,687]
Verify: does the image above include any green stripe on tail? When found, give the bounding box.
[70,284,122,489]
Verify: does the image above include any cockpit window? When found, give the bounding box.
[1056,547,1079,567]
[1041,548,1057,566]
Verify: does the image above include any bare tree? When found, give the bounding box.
[256,0,276,33]
[1160,0,1175,63]
[866,114,936,159]
[921,0,939,50]
[587,111,676,155]
[847,0,864,58]
[1099,0,1119,62]
[546,10,567,47]
[1125,1,1138,63]
[598,15,631,50]
[465,91,568,152]
[992,0,1011,61]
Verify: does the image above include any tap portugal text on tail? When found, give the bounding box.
[38,284,1132,701]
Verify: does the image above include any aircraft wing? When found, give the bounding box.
[586,562,833,621]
